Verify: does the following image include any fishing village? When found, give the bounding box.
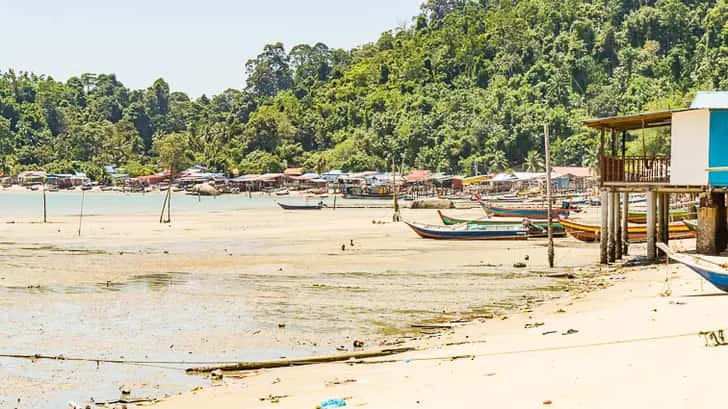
[3,0,728,408]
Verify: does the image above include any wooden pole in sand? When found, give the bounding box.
[544,124,554,268]
[78,188,85,236]
[42,180,47,223]
[392,159,401,222]
[166,166,172,223]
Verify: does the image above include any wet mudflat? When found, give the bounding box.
[0,206,601,408]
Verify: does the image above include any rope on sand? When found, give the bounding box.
[1,328,725,372]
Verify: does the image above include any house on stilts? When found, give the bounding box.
[585,91,728,264]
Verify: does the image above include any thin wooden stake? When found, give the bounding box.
[42,181,47,223]
[78,189,85,236]
[544,124,554,268]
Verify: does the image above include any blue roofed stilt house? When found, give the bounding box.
[584,91,728,264]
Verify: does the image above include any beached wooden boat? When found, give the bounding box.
[482,205,570,219]
[437,211,566,238]
[657,243,728,292]
[559,218,695,243]
[405,221,528,240]
[626,209,691,223]
[277,201,325,210]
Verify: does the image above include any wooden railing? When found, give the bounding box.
[600,156,670,184]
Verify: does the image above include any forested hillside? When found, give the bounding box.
[1,0,727,180]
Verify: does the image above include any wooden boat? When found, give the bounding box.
[437,211,566,238]
[657,243,728,292]
[274,189,290,196]
[559,218,695,243]
[404,221,528,240]
[626,209,691,223]
[482,205,570,219]
[277,201,325,210]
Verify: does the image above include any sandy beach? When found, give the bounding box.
[155,240,728,409]
[0,193,723,408]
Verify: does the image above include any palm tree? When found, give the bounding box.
[523,150,544,172]
[489,151,510,173]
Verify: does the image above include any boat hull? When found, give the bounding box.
[559,218,695,243]
[277,202,323,210]
[627,210,691,224]
[483,205,570,219]
[405,222,528,240]
[658,243,728,292]
[437,211,566,238]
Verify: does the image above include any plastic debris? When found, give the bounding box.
[318,398,347,408]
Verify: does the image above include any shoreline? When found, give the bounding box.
[0,206,604,407]
[151,241,728,409]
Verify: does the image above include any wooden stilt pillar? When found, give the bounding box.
[608,190,616,262]
[615,192,622,260]
[698,192,728,255]
[622,192,629,256]
[600,189,609,264]
[662,193,670,245]
[647,190,657,263]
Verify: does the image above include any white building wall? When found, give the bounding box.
[671,109,710,185]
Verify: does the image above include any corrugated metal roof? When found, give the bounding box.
[691,91,728,109]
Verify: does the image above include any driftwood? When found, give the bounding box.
[411,324,454,330]
[185,347,413,373]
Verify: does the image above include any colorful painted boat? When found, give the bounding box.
[559,218,695,243]
[657,243,728,292]
[277,201,325,210]
[482,205,570,219]
[626,209,691,223]
[437,210,566,238]
[404,221,528,240]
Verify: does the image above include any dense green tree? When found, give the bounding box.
[1,0,726,181]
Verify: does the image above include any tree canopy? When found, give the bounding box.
[1,0,726,179]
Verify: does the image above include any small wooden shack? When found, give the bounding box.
[585,91,728,264]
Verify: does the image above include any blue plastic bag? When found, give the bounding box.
[319,398,347,408]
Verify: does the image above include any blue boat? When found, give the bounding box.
[277,201,325,210]
[405,221,528,240]
[657,243,728,292]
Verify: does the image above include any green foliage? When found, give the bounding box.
[1,0,727,181]
[153,132,194,172]
[239,150,285,174]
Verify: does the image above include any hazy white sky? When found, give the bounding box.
[1,0,423,96]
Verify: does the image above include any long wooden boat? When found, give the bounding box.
[437,210,566,238]
[277,201,324,210]
[626,209,691,223]
[405,221,528,240]
[657,243,728,292]
[482,205,570,219]
[559,218,695,243]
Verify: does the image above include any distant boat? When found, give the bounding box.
[404,221,528,240]
[277,201,325,210]
[559,218,695,243]
[275,190,290,196]
[482,205,570,219]
[657,243,728,292]
[437,210,566,238]
[627,209,691,223]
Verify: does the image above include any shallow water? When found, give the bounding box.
[0,267,572,408]
[0,191,383,218]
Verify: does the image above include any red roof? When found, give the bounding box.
[405,169,432,182]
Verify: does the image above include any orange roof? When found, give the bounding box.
[284,168,303,176]
[552,167,594,178]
